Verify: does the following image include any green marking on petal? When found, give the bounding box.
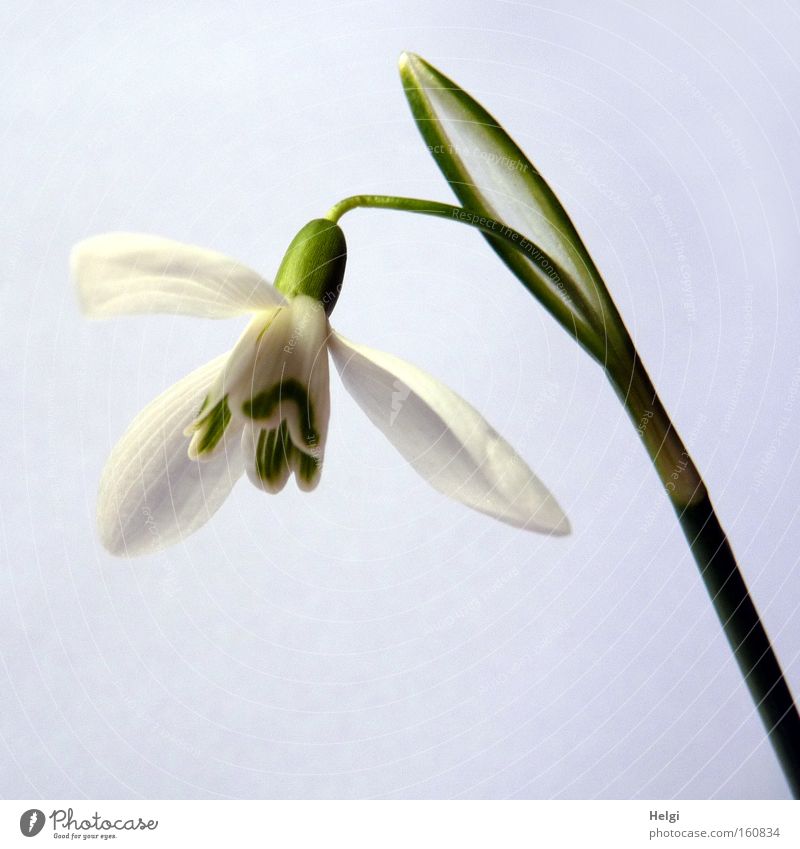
[196,394,211,417]
[192,396,231,455]
[254,428,269,481]
[296,449,319,485]
[268,423,285,481]
[242,379,318,446]
[253,421,321,488]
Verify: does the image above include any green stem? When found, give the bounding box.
[330,192,800,796]
[327,194,606,363]
[614,356,800,798]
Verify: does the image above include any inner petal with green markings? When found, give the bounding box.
[188,294,331,492]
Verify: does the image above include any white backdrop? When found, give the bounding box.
[2,0,799,799]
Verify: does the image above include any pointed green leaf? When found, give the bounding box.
[399,52,629,363]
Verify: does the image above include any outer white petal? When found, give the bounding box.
[72,233,283,319]
[329,332,569,535]
[98,355,245,556]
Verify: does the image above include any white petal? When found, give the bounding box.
[98,355,244,556]
[329,332,569,534]
[72,233,283,319]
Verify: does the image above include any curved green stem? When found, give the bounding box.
[327,194,607,363]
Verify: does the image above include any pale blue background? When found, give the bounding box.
[2,0,799,798]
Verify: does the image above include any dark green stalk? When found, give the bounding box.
[614,356,800,798]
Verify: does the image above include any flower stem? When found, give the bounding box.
[613,355,800,797]
[329,191,800,796]
[327,195,606,362]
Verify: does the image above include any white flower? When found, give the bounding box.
[72,222,569,556]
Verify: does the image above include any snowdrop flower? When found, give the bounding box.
[73,219,569,556]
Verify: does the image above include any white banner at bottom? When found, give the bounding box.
[1,799,797,848]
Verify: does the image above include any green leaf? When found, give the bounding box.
[399,52,629,364]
